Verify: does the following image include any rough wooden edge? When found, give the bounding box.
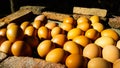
[73,7,107,17]
[0,9,34,27]
[42,11,71,21]
[0,56,66,68]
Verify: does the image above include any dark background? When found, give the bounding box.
[0,0,120,18]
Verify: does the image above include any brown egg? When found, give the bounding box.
[24,26,34,36]
[102,45,120,63]
[77,22,91,31]
[101,29,119,41]
[6,24,24,42]
[77,16,89,24]
[7,23,16,29]
[0,28,7,37]
[85,29,100,40]
[0,40,12,55]
[11,40,32,56]
[67,28,83,40]
[37,40,55,57]
[88,58,111,68]
[113,59,120,68]
[63,17,74,24]
[116,40,120,49]
[33,20,42,29]
[51,26,65,37]
[34,15,46,22]
[63,41,80,54]
[95,36,115,48]
[73,35,90,47]
[51,34,67,47]
[65,54,83,68]
[45,22,58,30]
[45,48,64,63]
[59,23,73,32]
[20,21,30,31]
[83,43,101,59]
[89,15,100,24]
[38,26,51,40]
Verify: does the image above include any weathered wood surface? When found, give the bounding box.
[0,51,7,62]
[73,7,107,17]
[20,6,45,15]
[42,11,71,21]
[0,56,66,68]
[108,16,120,28]
[0,9,33,27]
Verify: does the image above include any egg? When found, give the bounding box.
[91,22,104,32]
[77,16,89,24]
[95,36,115,48]
[6,24,24,42]
[45,48,64,63]
[77,22,91,31]
[89,15,100,23]
[83,43,101,59]
[0,28,7,37]
[45,22,58,30]
[11,40,32,56]
[37,40,54,57]
[73,35,90,47]
[51,26,64,37]
[20,21,30,31]
[63,17,74,24]
[34,15,46,22]
[101,29,119,41]
[51,34,67,47]
[24,26,34,36]
[113,59,120,68]
[59,23,73,32]
[38,26,51,40]
[67,28,83,40]
[7,23,16,29]
[0,40,12,55]
[116,40,120,49]
[63,41,80,54]
[33,20,42,29]
[34,15,47,25]
[102,45,120,63]
[85,28,100,40]
[88,58,111,68]
[65,54,83,68]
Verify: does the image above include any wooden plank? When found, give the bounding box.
[0,56,66,68]
[0,9,34,27]
[42,11,71,21]
[108,16,120,28]
[20,6,45,15]
[73,7,107,17]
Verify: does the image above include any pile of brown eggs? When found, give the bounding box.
[0,14,120,68]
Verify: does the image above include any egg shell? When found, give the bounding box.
[37,40,54,57]
[0,40,12,55]
[102,45,120,63]
[83,43,102,59]
[88,58,112,68]
[11,41,32,56]
[95,36,115,48]
[45,48,64,63]
[65,54,83,68]
[51,34,67,47]
[63,41,80,54]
